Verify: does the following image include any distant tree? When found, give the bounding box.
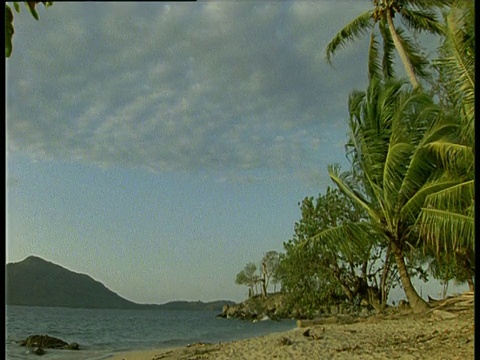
[270,270,281,293]
[6,2,53,58]
[235,262,260,298]
[260,251,280,298]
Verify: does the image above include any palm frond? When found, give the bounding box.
[394,27,430,80]
[417,208,474,254]
[433,1,475,145]
[378,19,396,80]
[400,8,444,34]
[405,0,454,10]
[436,15,475,103]
[383,142,414,214]
[368,32,383,80]
[346,79,414,224]
[398,116,458,204]
[328,165,379,223]
[325,10,374,64]
[388,92,443,205]
[309,221,380,264]
[400,178,462,224]
[423,141,474,176]
[418,119,458,148]
[423,180,475,214]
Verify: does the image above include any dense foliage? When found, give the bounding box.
[416,0,475,289]
[279,0,474,315]
[278,187,397,315]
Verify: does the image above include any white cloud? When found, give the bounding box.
[7,2,371,178]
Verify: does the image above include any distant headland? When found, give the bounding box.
[5,255,235,311]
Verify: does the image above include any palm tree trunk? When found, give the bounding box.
[386,10,420,89]
[392,243,430,313]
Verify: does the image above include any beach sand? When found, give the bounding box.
[108,306,474,360]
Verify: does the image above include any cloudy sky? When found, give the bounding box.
[6,1,466,304]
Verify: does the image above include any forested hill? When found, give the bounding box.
[6,256,234,311]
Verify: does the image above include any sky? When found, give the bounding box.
[6,1,468,305]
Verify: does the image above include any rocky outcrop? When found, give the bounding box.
[216,293,289,320]
[216,292,378,321]
[19,334,80,355]
[217,303,257,320]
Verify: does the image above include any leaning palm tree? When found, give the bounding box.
[416,0,475,287]
[325,0,452,88]
[312,77,462,313]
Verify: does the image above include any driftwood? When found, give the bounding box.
[428,291,474,312]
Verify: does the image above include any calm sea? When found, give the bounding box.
[5,306,297,360]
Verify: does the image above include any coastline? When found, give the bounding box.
[107,306,474,360]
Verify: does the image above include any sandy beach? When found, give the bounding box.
[108,304,474,360]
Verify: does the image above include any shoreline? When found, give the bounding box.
[106,307,474,360]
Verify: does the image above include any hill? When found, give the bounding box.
[5,256,234,311]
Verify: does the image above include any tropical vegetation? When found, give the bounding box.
[6,0,472,318]
[416,0,475,290]
[273,0,474,317]
[325,0,453,87]
[278,186,399,315]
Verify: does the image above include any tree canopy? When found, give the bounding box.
[325,0,453,87]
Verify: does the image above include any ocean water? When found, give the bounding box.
[5,306,297,360]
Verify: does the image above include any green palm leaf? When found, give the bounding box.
[400,8,444,34]
[424,141,474,175]
[382,142,414,214]
[328,165,378,223]
[400,178,462,225]
[378,19,396,80]
[433,1,475,145]
[368,32,383,80]
[309,222,379,265]
[418,208,474,253]
[406,0,454,9]
[423,180,474,211]
[325,10,374,64]
[394,27,430,80]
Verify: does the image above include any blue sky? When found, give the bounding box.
[6,2,467,304]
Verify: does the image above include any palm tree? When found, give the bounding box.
[325,0,452,88]
[416,0,475,289]
[312,77,462,313]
